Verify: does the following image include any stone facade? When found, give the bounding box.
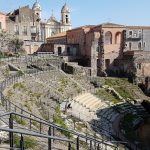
[46,22,150,85]
[6,3,42,54]
[125,26,150,51]
[1,1,71,54]
[0,12,6,31]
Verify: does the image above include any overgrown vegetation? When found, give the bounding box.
[53,106,71,137]
[13,116,26,126]
[96,88,121,104]
[14,134,37,149]
[96,77,147,101]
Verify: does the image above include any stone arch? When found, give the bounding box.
[115,32,121,44]
[105,31,112,44]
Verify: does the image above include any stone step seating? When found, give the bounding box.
[69,100,96,122]
[98,108,119,123]
[73,93,105,112]
[113,102,137,114]
[134,104,146,112]
[91,120,114,141]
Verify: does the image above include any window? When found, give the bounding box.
[23,26,27,35]
[138,42,142,50]
[58,47,62,55]
[105,31,112,45]
[66,15,69,24]
[144,42,146,47]
[0,22,1,29]
[133,33,137,37]
[14,25,19,35]
[129,31,133,37]
[129,42,132,50]
[67,47,71,55]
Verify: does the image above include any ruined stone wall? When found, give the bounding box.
[0,13,6,30]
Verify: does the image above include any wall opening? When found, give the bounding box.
[58,47,62,55]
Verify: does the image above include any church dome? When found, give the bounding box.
[61,3,70,13]
[32,1,41,11]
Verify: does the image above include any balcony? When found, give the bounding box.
[127,34,142,41]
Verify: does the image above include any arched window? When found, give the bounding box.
[129,42,132,50]
[138,42,142,50]
[66,15,69,24]
[105,31,112,45]
[115,32,121,44]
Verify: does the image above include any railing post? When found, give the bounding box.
[40,122,42,133]
[90,140,92,150]
[9,114,13,150]
[48,126,52,150]
[20,134,25,150]
[52,127,55,142]
[76,136,79,150]
[68,142,71,150]
[30,116,32,130]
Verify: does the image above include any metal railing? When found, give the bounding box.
[0,112,128,150]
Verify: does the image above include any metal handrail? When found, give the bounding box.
[0,111,127,148]
[0,127,73,143]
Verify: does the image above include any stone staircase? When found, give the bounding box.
[67,92,109,122]
[73,92,107,112]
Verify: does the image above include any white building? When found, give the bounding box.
[41,3,72,42]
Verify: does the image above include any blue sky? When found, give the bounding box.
[0,0,150,27]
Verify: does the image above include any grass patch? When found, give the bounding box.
[96,88,121,104]
[13,83,26,91]
[114,86,132,99]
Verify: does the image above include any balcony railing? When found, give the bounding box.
[127,34,142,40]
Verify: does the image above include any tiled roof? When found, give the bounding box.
[47,32,66,39]
[93,22,125,28]
[127,26,150,29]
[67,25,95,31]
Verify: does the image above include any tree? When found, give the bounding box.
[9,38,24,54]
[0,30,15,52]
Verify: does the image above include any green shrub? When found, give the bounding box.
[13,116,26,126]
[14,134,37,149]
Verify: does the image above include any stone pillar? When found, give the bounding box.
[91,41,97,77]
